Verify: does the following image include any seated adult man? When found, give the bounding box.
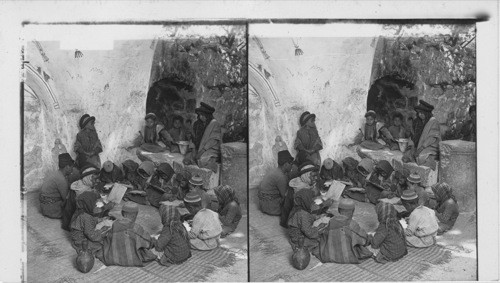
[183,102,222,173]
[101,202,157,266]
[188,193,223,250]
[39,153,75,219]
[319,198,372,264]
[401,189,439,248]
[258,150,294,216]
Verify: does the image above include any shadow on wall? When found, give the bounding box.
[146,77,196,130]
[148,34,247,144]
[366,75,416,129]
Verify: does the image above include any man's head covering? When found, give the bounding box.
[365,110,377,119]
[159,204,180,225]
[300,112,316,126]
[80,167,99,186]
[80,115,95,129]
[189,175,204,186]
[80,163,99,178]
[157,163,175,181]
[278,150,294,166]
[195,102,216,115]
[184,191,202,203]
[401,189,418,201]
[137,161,155,179]
[376,160,394,178]
[58,153,74,168]
[431,182,456,204]
[145,113,157,121]
[298,163,318,176]
[414,100,435,113]
[79,114,90,129]
[103,161,114,173]
[357,158,375,176]
[338,198,355,210]
[407,173,422,184]
[122,202,139,213]
[323,158,334,170]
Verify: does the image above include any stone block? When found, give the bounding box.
[136,148,185,167]
[221,142,247,209]
[356,146,404,164]
[439,140,476,212]
[172,160,220,190]
[392,159,438,187]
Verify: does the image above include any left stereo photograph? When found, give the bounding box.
[21,24,248,282]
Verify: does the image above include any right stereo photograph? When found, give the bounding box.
[248,22,477,281]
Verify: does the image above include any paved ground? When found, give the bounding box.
[23,191,248,282]
[249,186,477,282]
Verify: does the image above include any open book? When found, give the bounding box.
[107,183,128,204]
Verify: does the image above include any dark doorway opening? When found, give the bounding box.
[367,75,416,126]
[146,78,196,129]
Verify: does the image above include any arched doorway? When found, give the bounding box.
[145,77,196,130]
[366,75,416,126]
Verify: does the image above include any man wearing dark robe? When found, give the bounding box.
[39,153,75,219]
[258,150,294,216]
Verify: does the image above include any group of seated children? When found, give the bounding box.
[135,102,222,174]
[39,108,240,269]
[258,106,460,266]
[355,100,443,170]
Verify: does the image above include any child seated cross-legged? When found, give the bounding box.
[151,204,192,266]
[367,202,408,264]
[356,110,394,150]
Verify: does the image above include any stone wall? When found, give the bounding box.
[24,40,154,191]
[249,37,378,187]
[371,25,476,139]
[148,27,247,143]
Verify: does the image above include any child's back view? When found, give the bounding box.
[368,202,408,263]
[153,204,192,266]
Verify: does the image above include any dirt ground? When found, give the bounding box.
[24,191,248,282]
[249,186,477,282]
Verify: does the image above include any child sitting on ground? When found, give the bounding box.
[151,204,192,266]
[356,110,395,150]
[168,115,187,153]
[384,112,411,150]
[368,202,408,263]
[319,158,344,182]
